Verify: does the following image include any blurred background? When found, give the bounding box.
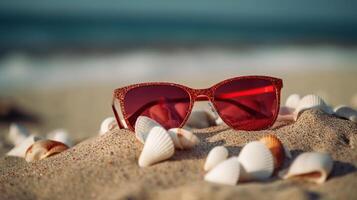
[1,0,357,141]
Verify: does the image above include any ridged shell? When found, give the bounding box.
[334,105,357,123]
[168,128,200,150]
[280,152,333,184]
[285,94,301,109]
[204,157,240,186]
[204,146,229,171]
[186,110,217,129]
[138,126,175,167]
[135,116,162,144]
[259,134,285,170]
[25,140,69,162]
[294,94,332,120]
[237,141,274,181]
[47,129,73,147]
[99,117,117,135]
[6,135,43,158]
[8,123,30,146]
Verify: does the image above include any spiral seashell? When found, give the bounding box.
[334,105,357,123]
[285,94,301,109]
[6,135,42,158]
[294,94,332,120]
[25,140,69,162]
[259,134,286,170]
[8,123,30,146]
[99,117,117,135]
[237,141,274,181]
[138,126,175,167]
[47,129,73,147]
[135,116,162,144]
[204,157,240,186]
[279,152,333,184]
[204,146,229,171]
[168,128,200,150]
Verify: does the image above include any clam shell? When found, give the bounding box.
[237,141,274,181]
[47,129,73,147]
[204,146,229,171]
[280,152,333,184]
[8,123,30,146]
[294,94,332,120]
[138,126,175,167]
[6,135,43,158]
[135,116,162,144]
[334,105,357,123]
[25,140,69,162]
[168,128,200,150]
[259,134,285,170]
[285,94,301,109]
[204,157,240,186]
[186,110,216,129]
[99,117,117,135]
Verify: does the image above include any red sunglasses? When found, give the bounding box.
[112,76,283,131]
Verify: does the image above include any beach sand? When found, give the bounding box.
[0,109,356,200]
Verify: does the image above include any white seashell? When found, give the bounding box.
[138,126,175,167]
[285,94,301,109]
[204,157,240,186]
[280,152,333,184]
[6,135,42,158]
[204,146,229,171]
[186,110,216,129]
[99,117,117,135]
[47,129,73,147]
[294,94,332,120]
[334,105,357,123]
[168,128,200,150]
[8,123,30,146]
[237,141,274,181]
[25,140,69,162]
[135,116,162,144]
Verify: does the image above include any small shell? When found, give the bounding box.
[280,152,333,184]
[6,135,42,158]
[168,128,200,150]
[8,123,30,146]
[25,140,69,162]
[334,105,357,123]
[135,116,162,144]
[204,146,229,171]
[204,157,240,186]
[237,141,274,181]
[186,110,216,129]
[285,94,301,109]
[294,94,332,120]
[138,126,175,167]
[259,134,285,170]
[99,117,117,135]
[47,129,73,147]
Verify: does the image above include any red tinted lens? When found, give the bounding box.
[214,78,278,130]
[124,85,191,129]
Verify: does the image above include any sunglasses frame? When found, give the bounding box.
[112,76,283,131]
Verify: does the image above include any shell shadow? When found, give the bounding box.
[330,160,356,178]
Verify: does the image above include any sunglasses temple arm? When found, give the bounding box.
[112,97,125,129]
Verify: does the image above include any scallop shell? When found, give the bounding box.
[99,117,117,135]
[8,123,30,146]
[168,128,200,150]
[135,116,162,144]
[294,94,332,120]
[285,94,301,109]
[186,110,216,129]
[280,152,333,184]
[204,146,229,171]
[204,157,240,186]
[237,141,274,181]
[47,129,73,147]
[6,135,43,158]
[25,140,69,162]
[138,126,175,167]
[334,105,357,123]
[259,134,285,170]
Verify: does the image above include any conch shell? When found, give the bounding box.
[25,140,69,162]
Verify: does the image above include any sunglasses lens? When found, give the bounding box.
[214,78,278,130]
[124,85,191,129]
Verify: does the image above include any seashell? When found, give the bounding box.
[294,94,332,120]
[259,134,286,170]
[204,157,240,186]
[25,140,69,162]
[138,126,175,167]
[285,94,301,109]
[47,129,73,147]
[280,152,333,184]
[6,135,42,158]
[8,123,30,146]
[168,128,200,150]
[99,117,117,135]
[237,141,274,181]
[135,116,162,144]
[334,105,357,123]
[186,110,217,129]
[204,146,229,171]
